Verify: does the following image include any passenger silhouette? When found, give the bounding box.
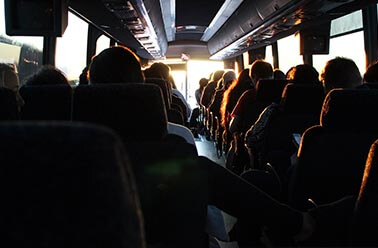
[0,63,24,109]
[25,65,69,86]
[363,60,378,84]
[229,60,273,134]
[320,57,362,93]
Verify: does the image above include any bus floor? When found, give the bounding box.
[195,135,239,248]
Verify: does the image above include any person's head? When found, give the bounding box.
[273,69,286,80]
[79,66,89,85]
[363,60,378,83]
[320,57,362,93]
[211,70,225,83]
[147,62,171,82]
[286,64,320,85]
[250,60,273,84]
[223,71,236,88]
[89,46,144,84]
[199,78,208,91]
[0,63,19,92]
[25,65,69,86]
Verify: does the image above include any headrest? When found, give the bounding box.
[145,78,171,108]
[0,122,145,247]
[73,83,168,141]
[19,84,73,120]
[0,87,19,120]
[320,89,378,132]
[255,79,288,103]
[281,83,324,114]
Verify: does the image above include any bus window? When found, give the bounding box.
[0,1,42,84]
[265,45,274,68]
[96,35,110,55]
[313,10,365,75]
[56,12,88,84]
[277,34,303,74]
[242,51,249,68]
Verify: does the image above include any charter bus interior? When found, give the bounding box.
[1,0,378,247]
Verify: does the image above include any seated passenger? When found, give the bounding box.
[25,65,69,86]
[89,46,195,145]
[0,63,24,109]
[363,60,378,84]
[200,70,224,108]
[320,57,363,93]
[229,60,273,134]
[195,78,208,105]
[208,70,236,119]
[220,69,253,141]
[273,69,286,80]
[146,62,191,120]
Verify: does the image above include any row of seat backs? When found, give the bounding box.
[0,122,145,247]
[14,83,168,142]
[289,89,378,210]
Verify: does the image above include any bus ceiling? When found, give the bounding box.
[6,0,377,61]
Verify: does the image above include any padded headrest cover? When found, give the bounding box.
[0,87,19,120]
[73,83,168,141]
[255,79,288,103]
[19,84,73,120]
[281,83,324,114]
[320,89,378,132]
[0,122,145,247]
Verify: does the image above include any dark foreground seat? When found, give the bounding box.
[73,83,207,247]
[0,122,145,248]
[19,85,73,120]
[290,89,378,210]
[352,139,378,246]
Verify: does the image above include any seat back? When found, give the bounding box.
[19,85,72,120]
[145,78,171,109]
[0,122,145,248]
[0,88,19,120]
[352,139,378,246]
[73,83,168,142]
[241,80,288,132]
[256,84,325,183]
[255,79,288,103]
[289,89,378,210]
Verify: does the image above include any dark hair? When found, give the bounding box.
[250,60,273,82]
[25,65,69,86]
[273,69,286,80]
[199,78,208,91]
[220,68,252,127]
[320,57,362,93]
[363,60,378,83]
[146,62,171,81]
[89,46,144,84]
[211,70,225,83]
[287,64,320,85]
